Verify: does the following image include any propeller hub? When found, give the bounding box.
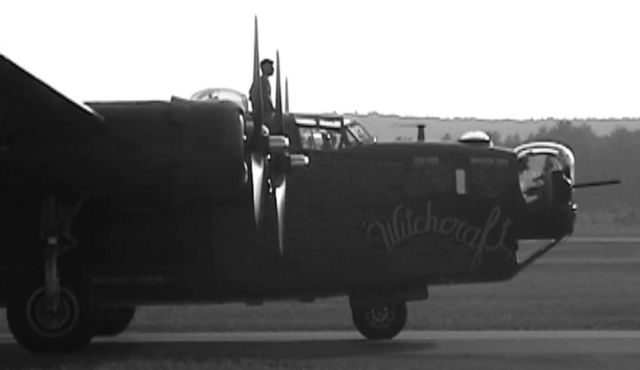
[268,135,290,156]
[270,152,309,175]
[290,154,310,169]
[244,117,254,144]
[250,124,270,153]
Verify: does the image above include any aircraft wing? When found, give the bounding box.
[0,54,104,147]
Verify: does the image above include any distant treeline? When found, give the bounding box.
[483,120,637,212]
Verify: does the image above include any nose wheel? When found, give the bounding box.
[351,302,407,340]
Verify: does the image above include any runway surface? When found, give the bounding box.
[1,239,639,368]
[1,331,640,369]
[565,236,640,243]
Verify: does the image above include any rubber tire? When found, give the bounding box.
[352,302,408,340]
[95,306,136,336]
[6,281,96,353]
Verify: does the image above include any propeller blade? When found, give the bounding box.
[273,50,284,134]
[251,153,265,226]
[272,51,286,252]
[275,176,287,255]
[285,77,289,114]
[251,16,263,142]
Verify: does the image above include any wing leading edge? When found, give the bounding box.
[0,54,104,147]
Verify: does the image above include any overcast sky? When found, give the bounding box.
[2,0,639,119]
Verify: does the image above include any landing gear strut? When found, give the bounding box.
[42,196,62,301]
[6,196,95,353]
[351,302,408,340]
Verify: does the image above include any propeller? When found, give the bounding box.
[272,51,284,135]
[285,77,289,114]
[249,16,268,227]
[265,51,309,254]
[271,51,287,254]
[250,150,265,227]
[248,18,309,255]
[251,16,264,141]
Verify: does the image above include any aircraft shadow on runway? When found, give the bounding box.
[0,339,433,368]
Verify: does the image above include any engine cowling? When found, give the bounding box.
[169,97,247,200]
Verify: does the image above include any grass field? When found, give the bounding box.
[573,212,640,237]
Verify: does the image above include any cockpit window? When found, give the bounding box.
[300,127,346,151]
[346,122,375,145]
[295,116,375,151]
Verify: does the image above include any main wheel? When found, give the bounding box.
[352,302,407,340]
[6,281,96,353]
[95,306,136,336]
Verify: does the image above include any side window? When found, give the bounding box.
[300,128,312,150]
[300,128,319,150]
[339,128,357,148]
[347,122,375,145]
[300,128,341,151]
[351,124,367,141]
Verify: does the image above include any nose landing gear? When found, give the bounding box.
[351,302,408,340]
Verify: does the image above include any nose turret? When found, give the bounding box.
[513,141,577,239]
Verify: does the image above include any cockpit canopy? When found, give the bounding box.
[515,142,575,178]
[294,114,375,151]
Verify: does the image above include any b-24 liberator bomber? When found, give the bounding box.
[0,20,618,353]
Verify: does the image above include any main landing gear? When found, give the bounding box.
[6,280,95,353]
[351,302,408,340]
[6,196,96,353]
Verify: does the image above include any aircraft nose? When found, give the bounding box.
[514,142,577,239]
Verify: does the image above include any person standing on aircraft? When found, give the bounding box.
[249,58,275,127]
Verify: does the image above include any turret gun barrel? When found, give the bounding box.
[573,179,621,189]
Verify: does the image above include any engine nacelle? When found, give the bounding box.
[88,98,247,203]
[169,98,247,201]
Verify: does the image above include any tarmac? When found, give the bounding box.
[1,330,640,369]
